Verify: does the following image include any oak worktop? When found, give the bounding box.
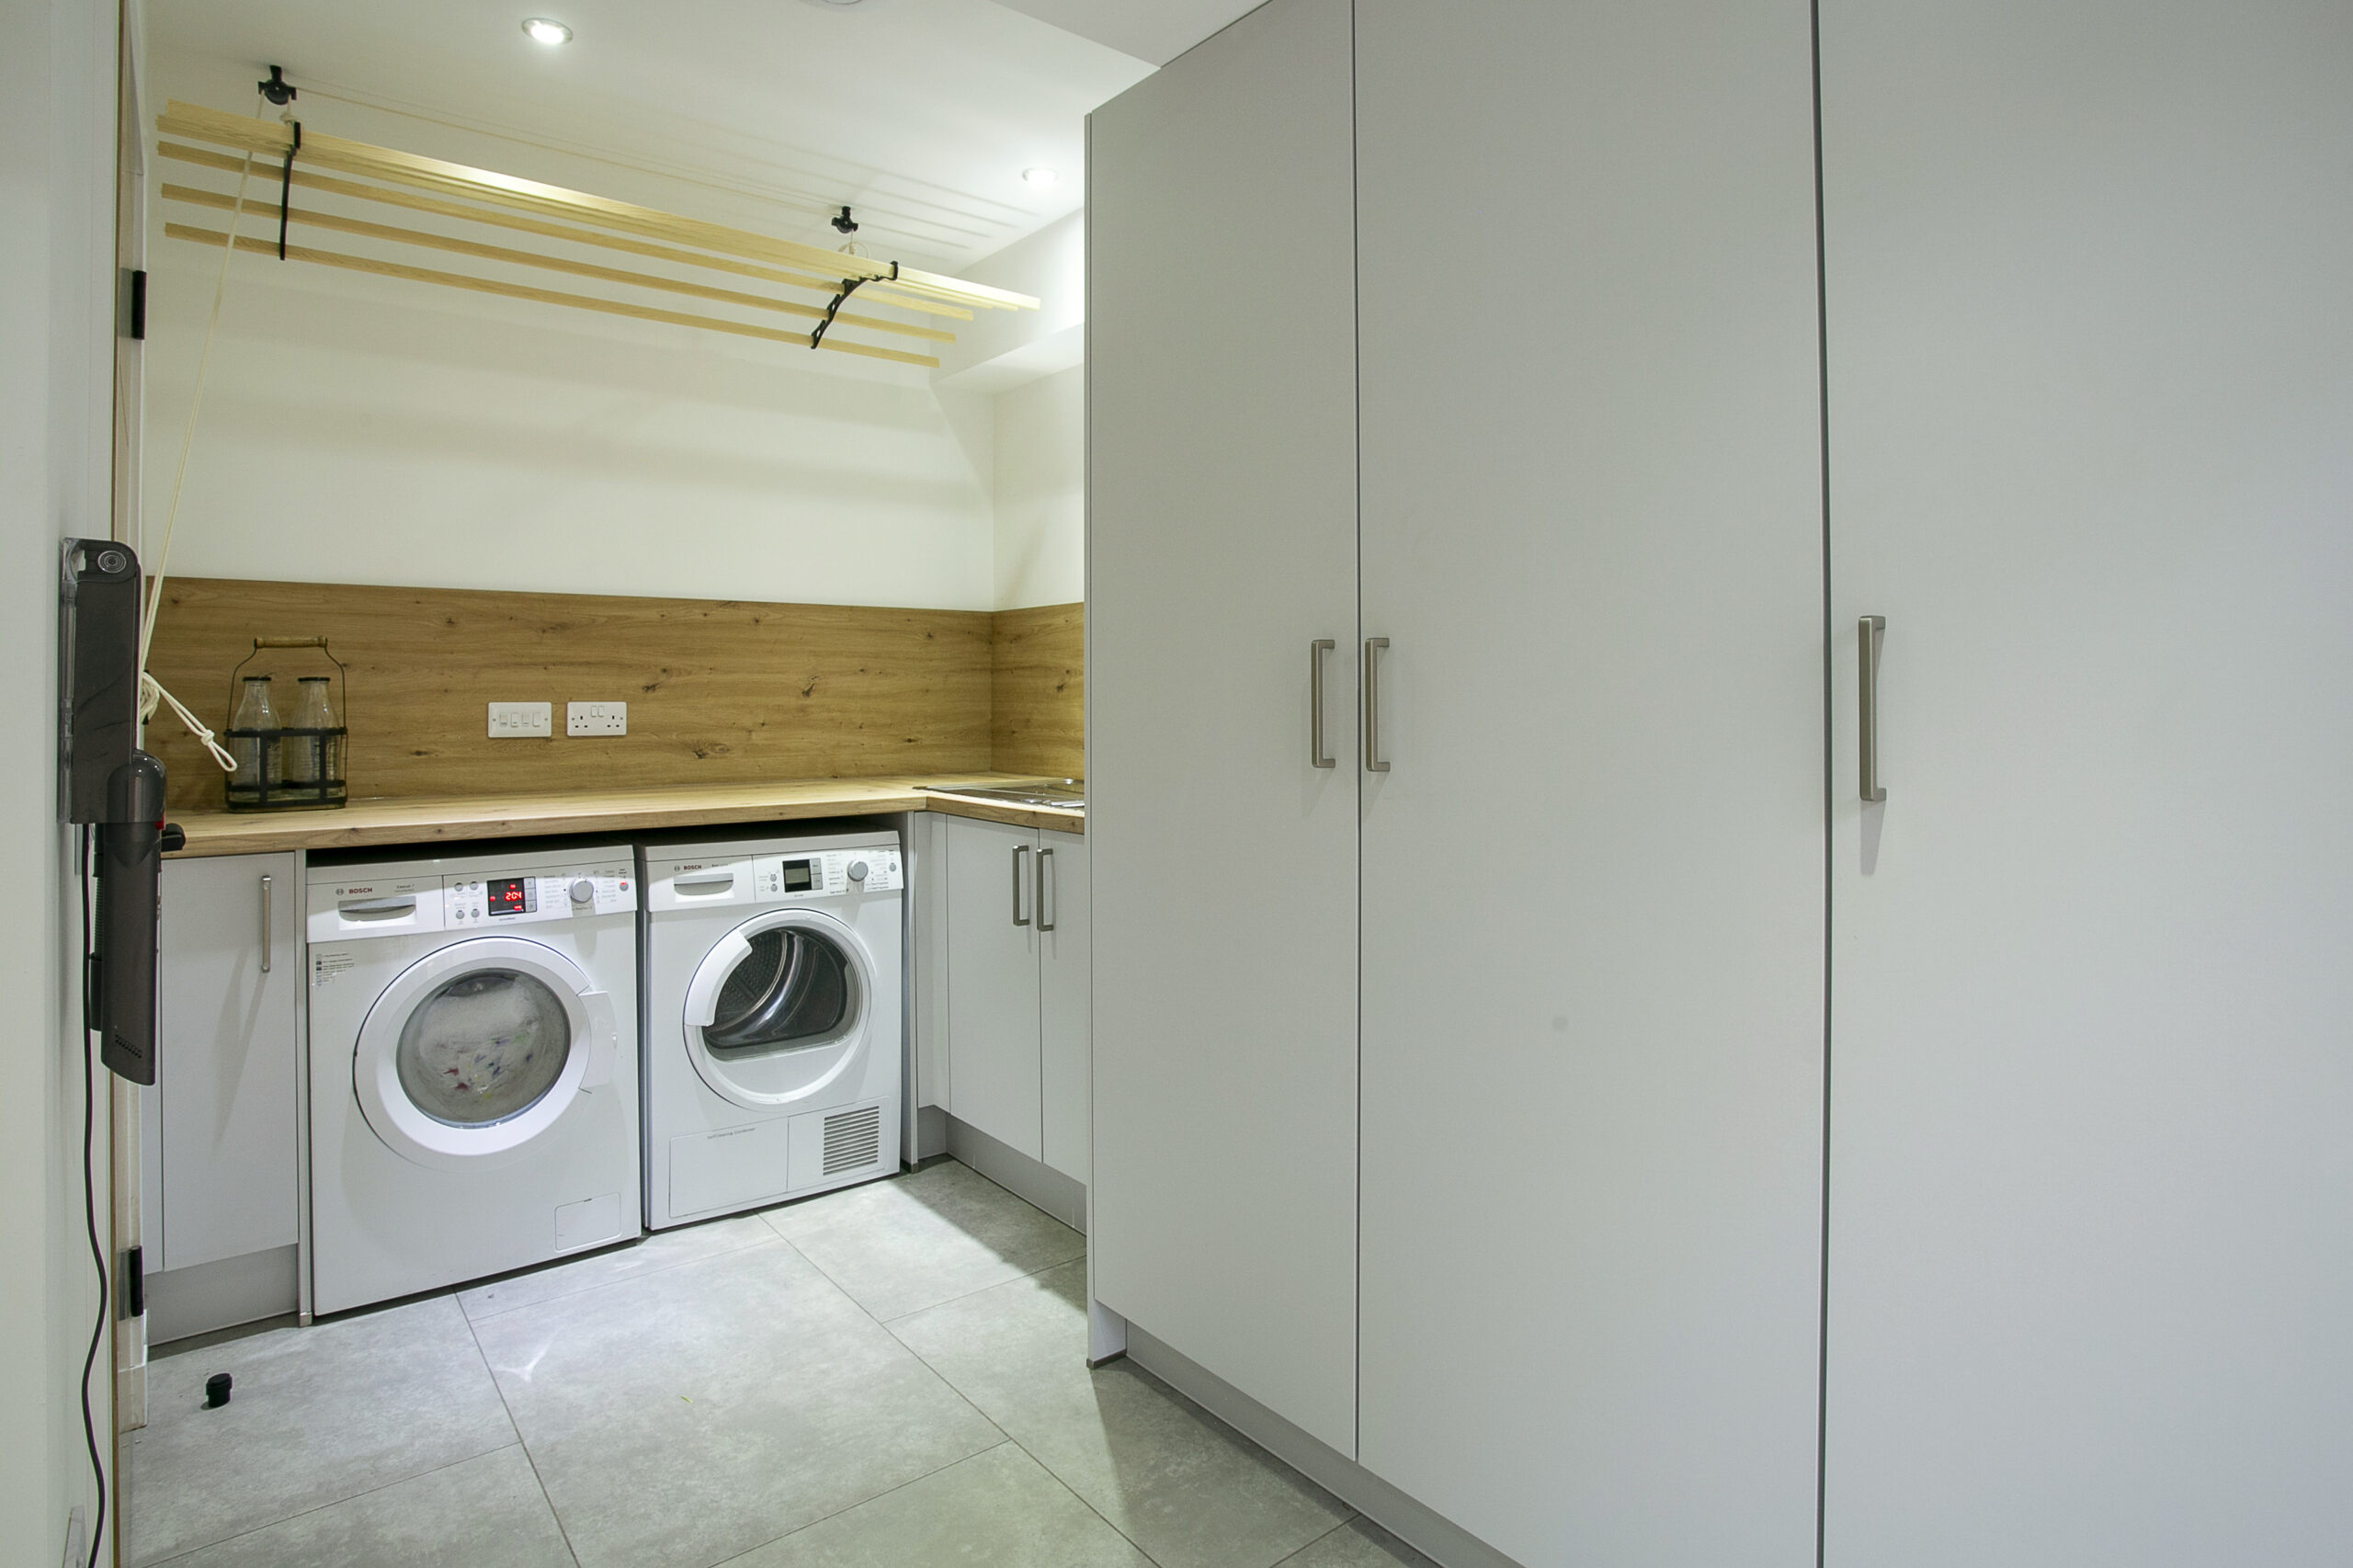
[166,774,1083,858]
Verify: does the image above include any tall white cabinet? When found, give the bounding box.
[1093,0,2353,1563]
[1352,4,1825,1562]
[1087,0,1363,1455]
[1818,3,2353,1561]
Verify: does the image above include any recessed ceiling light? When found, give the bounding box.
[1023,166,1058,188]
[521,17,573,45]
[797,0,872,8]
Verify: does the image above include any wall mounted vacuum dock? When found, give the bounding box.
[61,538,183,1085]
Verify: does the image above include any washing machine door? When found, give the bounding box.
[354,937,616,1172]
[681,907,876,1111]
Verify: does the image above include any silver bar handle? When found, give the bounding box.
[259,873,273,973]
[1038,846,1056,932]
[1363,637,1391,773]
[1310,639,1336,768]
[1859,615,1887,803]
[336,896,417,918]
[1012,844,1032,926]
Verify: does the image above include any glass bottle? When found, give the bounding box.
[227,676,278,807]
[284,676,334,790]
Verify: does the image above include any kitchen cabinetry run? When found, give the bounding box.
[939,815,1089,1183]
[1091,0,2353,1562]
[142,851,302,1334]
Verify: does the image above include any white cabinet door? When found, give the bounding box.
[1821,5,2353,1561]
[1088,0,1362,1454]
[1038,832,1088,1182]
[156,852,301,1270]
[942,816,1042,1160]
[1355,3,1825,1561]
[908,812,950,1137]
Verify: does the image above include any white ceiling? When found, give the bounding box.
[144,0,1167,271]
[986,0,1267,66]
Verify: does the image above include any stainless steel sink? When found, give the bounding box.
[918,781,1085,810]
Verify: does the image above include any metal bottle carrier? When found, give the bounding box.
[224,635,348,811]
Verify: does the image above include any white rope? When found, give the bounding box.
[142,673,239,773]
[138,98,265,771]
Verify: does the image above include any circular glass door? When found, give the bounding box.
[355,937,616,1171]
[683,909,875,1110]
[396,970,572,1126]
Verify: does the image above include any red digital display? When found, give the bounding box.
[486,877,532,916]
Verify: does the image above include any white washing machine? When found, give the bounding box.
[642,827,903,1229]
[305,844,642,1314]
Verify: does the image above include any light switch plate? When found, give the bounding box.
[567,700,627,737]
[488,701,551,738]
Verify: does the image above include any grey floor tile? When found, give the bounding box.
[1274,1518,1442,1568]
[460,1216,776,1323]
[471,1240,1004,1568]
[152,1445,574,1568]
[890,1261,1351,1568]
[719,1441,1154,1568]
[760,1165,1085,1322]
[127,1296,517,1565]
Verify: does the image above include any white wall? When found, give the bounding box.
[993,364,1086,608]
[4,0,116,1562]
[927,210,1089,610]
[141,51,999,610]
[934,210,1086,392]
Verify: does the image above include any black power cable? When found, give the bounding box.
[76,825,110,1566]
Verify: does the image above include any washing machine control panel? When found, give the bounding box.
[442,861,635,927]
[750,847,902,898]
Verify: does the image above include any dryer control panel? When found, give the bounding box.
[443,861,635,928]
[647,844,903,911]
[751,847,902,899]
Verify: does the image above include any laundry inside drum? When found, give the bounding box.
[396,968,572,1125]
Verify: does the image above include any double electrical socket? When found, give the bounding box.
[566,701,627,736]
[486,701,628,738]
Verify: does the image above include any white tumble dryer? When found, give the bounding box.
[641,827,903,1229]
[305,844,642,1314]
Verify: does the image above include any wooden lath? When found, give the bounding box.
[157,141,979,322]
[164,223,947,367]
[154,99,1039,367]
[163,185,955,344]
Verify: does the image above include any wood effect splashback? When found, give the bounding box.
[143,579,1082,813]
[992,603,1085,780]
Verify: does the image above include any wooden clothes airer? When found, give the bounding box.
[153,99,1040,370]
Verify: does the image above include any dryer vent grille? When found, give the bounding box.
[822,1105,883,1176]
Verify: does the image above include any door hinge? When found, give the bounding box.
[120,1245,144,1318]
[119,267,146,341]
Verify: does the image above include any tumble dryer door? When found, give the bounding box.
[682,908,876,1111]
[354,937,615,1172]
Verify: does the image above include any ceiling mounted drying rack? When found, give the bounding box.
[153,99,1040,369]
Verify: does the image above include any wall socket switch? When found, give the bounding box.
[567,701,627,737]
[488,701,552,738]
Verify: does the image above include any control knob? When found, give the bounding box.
[847,860,870,883]
[569,879,597,905]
